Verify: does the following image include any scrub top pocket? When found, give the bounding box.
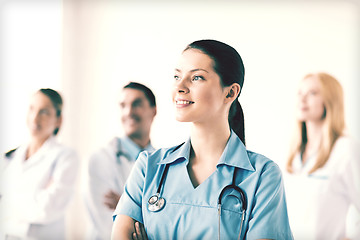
[219,189,246,239]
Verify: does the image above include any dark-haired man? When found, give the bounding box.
[84,82,157,240]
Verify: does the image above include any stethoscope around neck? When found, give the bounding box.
[147,164,170,212]
[147,163,247,240]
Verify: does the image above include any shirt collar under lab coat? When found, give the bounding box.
[120,136,155,161]
[158,130,255,172]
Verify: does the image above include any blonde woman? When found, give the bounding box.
[284,73,360,240]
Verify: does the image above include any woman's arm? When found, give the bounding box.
[111,215,136,240]
[112,152,152,239]
[112,217,149,240]
[247,162,294,240]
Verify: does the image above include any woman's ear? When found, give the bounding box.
[225,83,241,103]
[56,115,63,130]
[152,106,157,118]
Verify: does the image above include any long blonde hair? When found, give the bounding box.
[286,72,345,174]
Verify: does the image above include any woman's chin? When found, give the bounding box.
[175,116,190,122]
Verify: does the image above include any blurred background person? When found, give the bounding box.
[0,88,79,240]
[284,72,360,240]
[84,82,157,240]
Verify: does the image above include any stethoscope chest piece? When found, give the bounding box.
[148,193,166,212]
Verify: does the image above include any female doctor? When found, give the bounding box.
[284,73,360,239]
[0,88,78,240]
[111,40,293,240]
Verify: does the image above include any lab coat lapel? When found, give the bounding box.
[22,136,57,171]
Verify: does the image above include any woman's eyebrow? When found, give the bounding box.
[190,68,209,73]
[174,68,209,73]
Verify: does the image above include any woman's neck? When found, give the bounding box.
[187,120,231,187]
[302,120,324,162]
[190,120,231,166]
[305,121,323,147]
[26,137,47,160]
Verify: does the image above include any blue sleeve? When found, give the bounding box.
[112,152,148,223]
[246,162,294,240]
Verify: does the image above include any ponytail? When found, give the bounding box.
[229,99,245,145]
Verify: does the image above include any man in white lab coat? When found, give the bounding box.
[84,82,157,240]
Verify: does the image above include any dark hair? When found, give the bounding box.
[123,82,156,107]
[184,39,245,145]
[39,88,63,135]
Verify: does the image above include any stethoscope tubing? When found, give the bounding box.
[149,163,247,239]
[217,168,246,240]
[156,164,170,195]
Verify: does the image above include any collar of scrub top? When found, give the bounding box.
[158,130,255,172]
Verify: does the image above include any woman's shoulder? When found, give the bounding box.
[1,147,20,171]
[247,150,281,175]
[4,147,18,160]
[131,143,186,178]
[334,135,359,150]
[328,135,360,165]
[330,135,360,158]
[244,151,284,192]
[135,142,186,169]
[144,142,185,162]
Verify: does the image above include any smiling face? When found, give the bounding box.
[172,49,229,124]
[296,75,325,123]
[119,88,156,140]
[27,91,61,142]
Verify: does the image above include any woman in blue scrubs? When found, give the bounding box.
[111,40,293,240]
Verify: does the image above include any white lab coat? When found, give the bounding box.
[284,136,360,240]
[0,136,79,240]
[84,137,154,240]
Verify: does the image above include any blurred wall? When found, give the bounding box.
[1,0,359,239]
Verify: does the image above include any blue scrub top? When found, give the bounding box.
[114,131,293,240]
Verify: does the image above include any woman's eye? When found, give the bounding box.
[193,76,203,81]
[39,109,50,115]
[309,90,318,96]
[174,75,180,81]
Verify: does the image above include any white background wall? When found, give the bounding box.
[1,0,359,239]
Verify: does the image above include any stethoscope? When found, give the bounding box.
[147,163,247,240]
[217,167,247,240]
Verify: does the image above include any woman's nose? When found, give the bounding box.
[297,92,306,103]
[28,110,38,122]
[301,93,308,103]
[174,78,189,94]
